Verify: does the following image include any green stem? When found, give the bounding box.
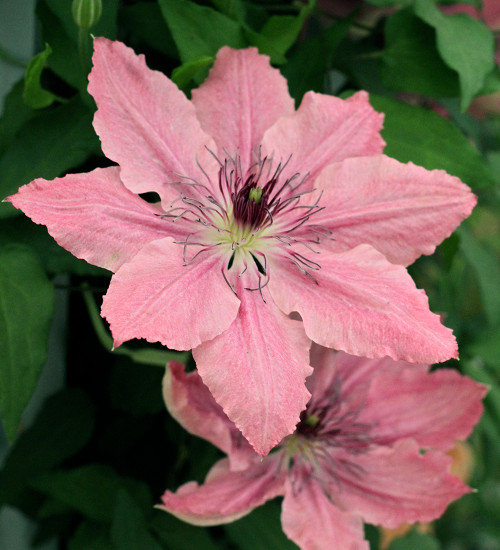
[77,27,90,73]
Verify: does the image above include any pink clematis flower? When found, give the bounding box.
[7,39,476,455]
[159,348,486,550]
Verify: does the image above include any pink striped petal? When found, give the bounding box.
[101,238,240,349]
[193,287,312,456]
[88,38,220,203]
[192,47,295,171]
[314,156,477,266]
[281,478,368,550]
[6,167,171,272]
[333,439,470,528]
[163,361,255,470]
[158,456,285,526]
[269,245,457,363]
[308,347,427,414]
[358,368,487,450]
[261,91,385,189]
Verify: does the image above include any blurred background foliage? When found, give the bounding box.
[0,0,499,548]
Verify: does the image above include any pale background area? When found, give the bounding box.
[1,1,67,548]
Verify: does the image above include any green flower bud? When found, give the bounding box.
[72,0,102,30]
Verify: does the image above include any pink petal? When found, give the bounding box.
[163,361,255,470]
[261,91,385,189]
[6,167,172,272]
[269,244,458,363]
[281,478,368,550]
[192,47,295,172]
[358,368,486,450]
[158,456,285,526]
[193,287,312,456]
[101,238,240,349]
[313,155,477,266]
[88,38,220,203]
[307,347,427,413]
[333,439,470,528]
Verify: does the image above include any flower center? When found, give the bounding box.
[159,150,330,297]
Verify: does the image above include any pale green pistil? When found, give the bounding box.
[248,186,263,204]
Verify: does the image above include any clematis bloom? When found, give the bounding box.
[7,39,476,454]
[159,348,486,550]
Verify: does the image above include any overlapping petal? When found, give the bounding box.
[6,167,172,272]
[193,286,312,456]
[101,238,240,349]
[163,362,254,470]
[261,91,385,188]
[269,244,457,363]
[332,439,470,528]
[158,456,285,526]
[313,155,477,266]
[358,368,487,450]
[281,479,368,550]
[89,38,220,204]
[192,47,295,171]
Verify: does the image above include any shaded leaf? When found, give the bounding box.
[69,521,113,550]
[388,530,441,550]
[31,464,152,523]
[0,245,54,442]
[0,388,95,504]
[368,95,494,189]
[458,226,500,326]
[150,511,220,550]
[158,0,246,63]
[382,10,459,98]
[0,98,99,218]
[225,502,297,550]
[413,0,495,110]
[111,490,163,550]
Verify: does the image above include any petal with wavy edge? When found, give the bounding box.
[281,478,368,550]
[261,91,385,189]
[163,362,255,470]
[307,347,427,415]
[269,245,457,363]
[101,238,240,349]
[193,287,312,456]
[88,38,220,204]
[332,439,470,528]
[6,167,176,272]
[358,368,486,450]
[192,47,295,172]
[313,156,477,266]
[158,456,285,526]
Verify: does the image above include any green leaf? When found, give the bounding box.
[150,511,220,550]
[31,465,152,523]
[119,3,177,57]
[458,226,500,326]
[0,80,36,156]
[388,530,441,550]
[0,245,54,442]
[171,56,215,90]
[382,9,459,98]
[23,43,59,109]
[368,95,494,189]
[0,216,108,276]
[283,17,353,102]
[413,0,495,110]
[111,490,163,550]
[0,388,95,504]
[225,502,297,549]
[158,0,246,62]
[69,521,113,550]
[0,98,99,218]
[256,0,316,59]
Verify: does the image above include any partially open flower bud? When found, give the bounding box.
[72,0,102,30]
